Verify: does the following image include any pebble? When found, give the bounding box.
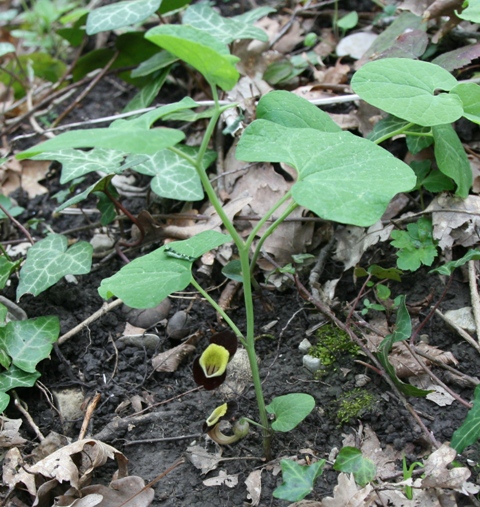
[167,310,191,340]
[445,307,476,333]
[122,298,171,328]
[303,355,321,373]
[298,338,312,353]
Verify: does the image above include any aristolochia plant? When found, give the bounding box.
[17,6,479,457]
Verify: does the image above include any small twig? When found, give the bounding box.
[118,457,186,507]
[0,203,34,244]
[435,308,480,353]
[58,298,123,345]
[128,387,202,417]
[123,434,201,446]
[78,392,102,440]
[468,260,480,344]
[12,391,45,441]
[403,342,472,409]
[414,347,480,387]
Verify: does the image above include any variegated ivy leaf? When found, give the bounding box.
[17,234,93,299]
[32,148,126,184]
[183,4,274,44]
[86,0,161,35]
[1,316,60,373]
[0,366,41,413]
[130,146,216,201]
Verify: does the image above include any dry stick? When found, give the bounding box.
[11,391,45,441]
[78,392,102,440]
[403,342,472,409]
[414,348,480,387]
[51,52,119,128]
[58,298,123,345]
[435,308,480,353]
[0,203,34,245]
[118,457,186,507]
[128,387,202,417]
[468,260,480,344]
[123,434,202,446]
[294,276,441,449]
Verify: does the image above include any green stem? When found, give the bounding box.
[249,200,298,275]
[190,277,246,347]
[179,83,272,458]
[240,417,269,431]
[374,122,417,145]
[238,242,272,459]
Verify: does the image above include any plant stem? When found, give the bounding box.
[373,122,417,145]
[182,86,272,458]
[189,277,246,347]
[248,200,298,275]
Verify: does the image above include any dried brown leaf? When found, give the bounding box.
[9,439,128,497]
[245,469,262,506]
[203,469,238,487]
[0,417,27,448]
[321,473,373,507]
[421,444,471,492]
[427,194,480,250]
[186,444,223,474]
[151,342,196,373]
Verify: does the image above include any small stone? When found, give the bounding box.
[123,299,171,328]
[355,374,371,387]
[299,338,312,353]
[167,310,191,340]
[118,333,161,351]
[445,307,476,333]
[303,355,321,373]
[90,233,115,253]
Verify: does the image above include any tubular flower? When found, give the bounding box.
[193,330,238,390]
[204,402,250,445]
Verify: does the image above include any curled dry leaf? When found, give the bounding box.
[151,341,196,372]
[365,333,458,379]
[245,469,262,506]
[421,443,472,492]
[7,439,128,499]
[203,469,239,488]
[321,473,373,507]
[0,416,27,448]
[56,475,154,507]
[426,194,480,250]
[186,444,223,475]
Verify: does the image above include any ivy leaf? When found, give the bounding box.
[0,366,41,413]
[32,148,126,184]
[130,145,216,201]
[266,393,315,432]
[0,257,20,290]
[0,195,24,219]
[432,123,472,198]
[86,0,161,35]
[451,384,480,453]
[1,316,59,373]
[351,58,463,126]
[390,217,438,271]
[333,447,376,487]
[17,126,184,159]
[236,119,415,227]
[145,24,240,90]
[182,3,273,44]
[98,231,231,308]
[17,234,93,299]
[273,459,325,502]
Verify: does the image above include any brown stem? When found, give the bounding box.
[0,203,34,244]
